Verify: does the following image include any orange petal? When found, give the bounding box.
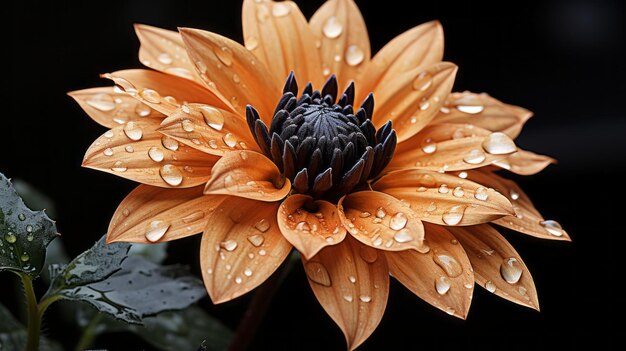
[309,0,370,89]
[337,191,427,253]
[200,198,292,303]
[493,149,556,175]
[432,92,533,139]
[83,119,215,188]
[134,24,204,84]
[357,21,444,102]
[102,69,229,116]
[179,27,281,122]
[373,169,514,226]
[277,195,346,259]
[303,237,389,350]
[107,185,225,244]
[204,151,290,202]
[372,62,458,142]
[386,223,474,319]
[69,87,165,128]
[390,123,517,171]
[158,103,258,156]
[463,171,570,241]
[242,0,323,88]
[448,224,540,310]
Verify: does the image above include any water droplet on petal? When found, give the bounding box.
[359,295,371,303]
[359,246,378,263]
[343,294,353,302]
[348,275,357,284]
[223,133,237,148]
[86,93,115,111]
[509,189,520,200]
[457,105,484,114]
[182,119,195,132]
[235,276,243,284]
[389,212,408,230]
[158,53,173,65]
[111,161,127,172]
[500,257,523,284]
[433,253,463,277]
[463,148,486,164]
[485,280,497,293]
[198,105,224,130]
[359,211,372,218]
[104,130,114,138]
[419,99,430,111]
[123,122,143,141]
[254,219,271,233]
[438,184,449,194]
[103,148,114,156]
[272,2,291,17]
[139,88,161,103]
[540,220,565,237]
[125,145,134,153]
[245,35,259,50]
[474,187,489,201]
[305,262,331,287]
[413,72,433,91]
[435,276,451,295]
[322,16,343,38]
[393,229,414,243]
[482,132,516,155]
[375,207,386,218]
[134,103,151,117]
[182,210,205,223]
[221,240,238,251]
[421,138,437,154]
[442,205,465,225]
[247,234,265,247]
[148,147,165,162]
[345,45,365,66]
[214,46,233,67]
[452,187,465,198]
[458,171,468,179]
[145,220,170,242]
[160,164,183,186]
[161,136,179,151]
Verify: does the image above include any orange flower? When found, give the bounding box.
[70,0,569,349]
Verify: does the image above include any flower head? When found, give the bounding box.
[70,0,569,349]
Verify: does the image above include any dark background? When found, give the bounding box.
[3,0,623,349]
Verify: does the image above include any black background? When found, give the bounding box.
[2,0,623,350]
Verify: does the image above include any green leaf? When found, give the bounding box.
[0,303,63,351]
[129,242,168,264]
[12,179,57,218]
[0,173,58,277]
[45,235,205,324]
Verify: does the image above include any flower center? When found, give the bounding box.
[246,73,397,200]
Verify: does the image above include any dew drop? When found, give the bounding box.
[148,147,165,162]
[244,268,253,277]
[221,240,238,251]
[111,161,127,172]
[457,104,484,114]
[322,16,343,38]
[393,229,414,243]
[359,246,378,263]
[245,36,259,50]
[198,105,224,130]
[223,133,237,148]
[208,139,219,149]
[359,211,372,218]
[157,53,173,65]
[485,280,497,293]
[435,276,451,295]
[86,93,115,111]
[182,119,195,132]
[463,148,486,164]
[123,122,143,141]
[412,71,433,91]
[419,99,430,111]
[160,164,183,186]
[272,2,291,17]
[500,257,523,284]
[305,262,331,287]
[438,184,449,194]
[139,88,161,103]
[442,205,465,225]
[540,220,565,237]
[214,46,233,67]
[161,136,179,151]
[104,130,114,138]
[375,207,386,218]
[389,212,408,230]
[359,295,371,303]
[182,211,205,223]
[458,171,468,179]
[371,236,383,246]
[232,73,241,84]
[145,220,170,242]
[482,132,516,155]
[5,233,16,243]
[296,221,311,232]
[474,187,489,201]
[452,187,465,198]
[433,253,463,277]
[510,189,520,200]
[247,234,265,247]
[26,233,34,242]
[254,219,271,233]
[343,294,353,302]
[421,138,437,154]
[235,277,243,284]
[20,253,30,262]
[103,148,114,157]
[426,202,437,212]
[345,45,365,66]
[26,225,33,233]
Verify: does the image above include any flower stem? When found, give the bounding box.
[19,273,40,351]
[227,253,296,351]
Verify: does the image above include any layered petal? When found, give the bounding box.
[309,0,370,89]
[69,87,164,128]
[277,195,346,259]
[204,151,290,202]
[107,185,225,244]
[493,149,556,175]
[463,171,570,240]
[303,237,388,350]
[103,69,229,115]
[358,21,444,102]
[373,169,514,226]
[372,62,457,142]
[83,119,215,188]
[200,198,291,303]
[134,24,204,84]
[158,103,258,156]
[448,224,539,310]
[432,92,533,139]
[337,191,427,252]
[242,0,323,87]
[390,123,517,171]
[386,223,474,319]
[179,27,281,120]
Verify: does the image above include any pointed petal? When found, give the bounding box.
[107,185,225,243]
[134,24,204,84]
[178,28,280,122]
[200,198,291,303]
[373,169,514,226]
[158,103,258,156]
[69,87,164,128]
[386,223,474,319]
[83,119,215,188]
[204,151,290,202]
[309,0,370,89]
[373,62,458,142]
[303,237,389,350]
[463,171,570,241]
[433,92,533,139]
[277,195,346,259]
[337,191,427,252]
[358,21,444,102]
[448,224,540,310]
[390,123,517,171]
[242,0,323,87]
[493,149,556,175]
[102,69,229,116]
